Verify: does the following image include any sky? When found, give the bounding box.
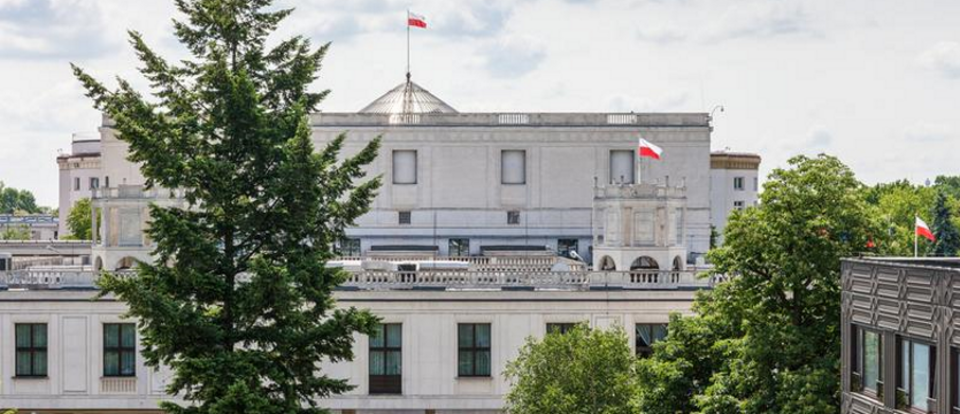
[0,0,958,207]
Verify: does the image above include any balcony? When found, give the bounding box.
[0,268,716,291]
[92,185,185,200]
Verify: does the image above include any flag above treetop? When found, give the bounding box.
[408,12,427,28]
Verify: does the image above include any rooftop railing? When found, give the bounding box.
[310,112,711,128]
[92,186,186,200]
[1,268,716,291]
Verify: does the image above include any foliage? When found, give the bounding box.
[864,180,937,256]
[65,198,99,240]
[0,225,31,240]
[931,190,960,257]
[636,155,880,414]
[505,325,639,414]
[73,1,382,413]
[0,181,40,214]
[934,175,960,200]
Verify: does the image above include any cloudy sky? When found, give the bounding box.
[1,0,958,207]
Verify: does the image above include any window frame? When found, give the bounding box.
[609,149,635,184]
[546,323,577,335]
[392,150,418,185]
[338,238,361,257]
[500,150,527,185]
[635,323,668,358]
[15,323,48,378]
[448,238,470,257]
[398,211,412,225]
[73,177,81,191]
[897,336,937,412]
[103,323,137,377]
[733,201,745,210]
[458,323,492,377]
[369,323,402,395]
[507,211,521,225]
[851,325,883,398]
[89,177,100,190]
[734,176,744,191]
[557,239,578,258]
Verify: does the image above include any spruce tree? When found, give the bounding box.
[932,190,960,257]
[72,1,382,413]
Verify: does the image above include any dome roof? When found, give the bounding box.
[359,76,457,114]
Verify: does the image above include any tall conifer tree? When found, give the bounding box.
[932,190,960,257]
[72,1,382,413]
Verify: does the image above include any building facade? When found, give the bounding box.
[0,267,712,413]
[57,136,101,238]
[841,257,960,414]
[709,151,760,245]
[90,78,725,270]
[0,214,58,240]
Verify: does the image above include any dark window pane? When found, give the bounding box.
[370,326,385,348]
[458,350,474,376]
[386,324,402,348]
[476,350,491,376]
[121,324,136,348]
[369,351,385,375]
[16,324,30,347]
[16,351,31,376]
[104,351,120,376]
[121,352,136,376]
[33,350,47,376]
[385,351,402,375]
[105,324,119,347]
[459,324,473,348]
[476,324,491,348]
[33,325,47,347]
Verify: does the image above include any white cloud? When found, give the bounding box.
[918,41,960,79]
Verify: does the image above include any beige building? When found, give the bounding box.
[709,151,761,244]
[57,136,101,238]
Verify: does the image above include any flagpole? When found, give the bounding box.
[915,216,919,258]
[406,10,411,78]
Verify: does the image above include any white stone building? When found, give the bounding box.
[0,215,58,240]
[709,151,761,245]
[57,136,102,238]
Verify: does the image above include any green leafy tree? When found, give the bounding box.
[934,175,960,200]
[73,1,382,413]
[865,181,936,256]
[65,198,99,240]
[0,225,32,240]
[637,155,880,414]
[931,190,960,257]
[505,325,638,414]
[0,182,40,214]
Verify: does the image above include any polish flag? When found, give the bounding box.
[408,12,427,28]
[638,138,663,160]
[916,216,935,241]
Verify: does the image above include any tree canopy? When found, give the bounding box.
[636,155,880,414]
[505,325,639,414]
[931,190,960,257]
[73,0,382,413]
[0,181,41,215]
[65,198,98,240]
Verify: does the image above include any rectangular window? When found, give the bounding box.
[507,211,520,225]
[369,323,402,394]
[734,201,745,210]
[734,177,744,190]
[338,238,361,257]
[952,347,959,413]
[635,323,668,358]
[15,323,47,377]
[546,323,577,335]
[853,327,882,394]
[557,239,578,259]
[105,176,110,188]
[458,323,491,377]
[89,177,100,190]
[674,208,683,246]
[392,150,417,184]
[753,177,759,192]
[449,238,470,257]
[898,337,936,411]
[609,150,634,184]
[398,211,411,225]
[74,177,81,191]
[104,323,137,377]
[501,150,526,184]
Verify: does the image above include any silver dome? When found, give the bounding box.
[359,75,457,114]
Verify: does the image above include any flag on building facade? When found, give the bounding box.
[916,216,935,241]
[638,138,663,160]
[408,12,427,28]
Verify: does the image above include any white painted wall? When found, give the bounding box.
[709,166,759,244]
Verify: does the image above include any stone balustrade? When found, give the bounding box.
[1,268,715,291]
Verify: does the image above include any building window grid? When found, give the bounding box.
[557,239,578,258]
[458,323,492,377]
[734,201,745,210]
[398,211,412,225]
[338,238,361,257]
[507,211,521,225]
[369,323,402,395]
[74,177,81,191]
[103,323,137,377]
[851,325,883,396]
[15,323,48,377]
[89,177,100,190]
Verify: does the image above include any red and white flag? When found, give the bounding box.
[916,216,935,241]
[638,137,663,160]
[408,12,427,28]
